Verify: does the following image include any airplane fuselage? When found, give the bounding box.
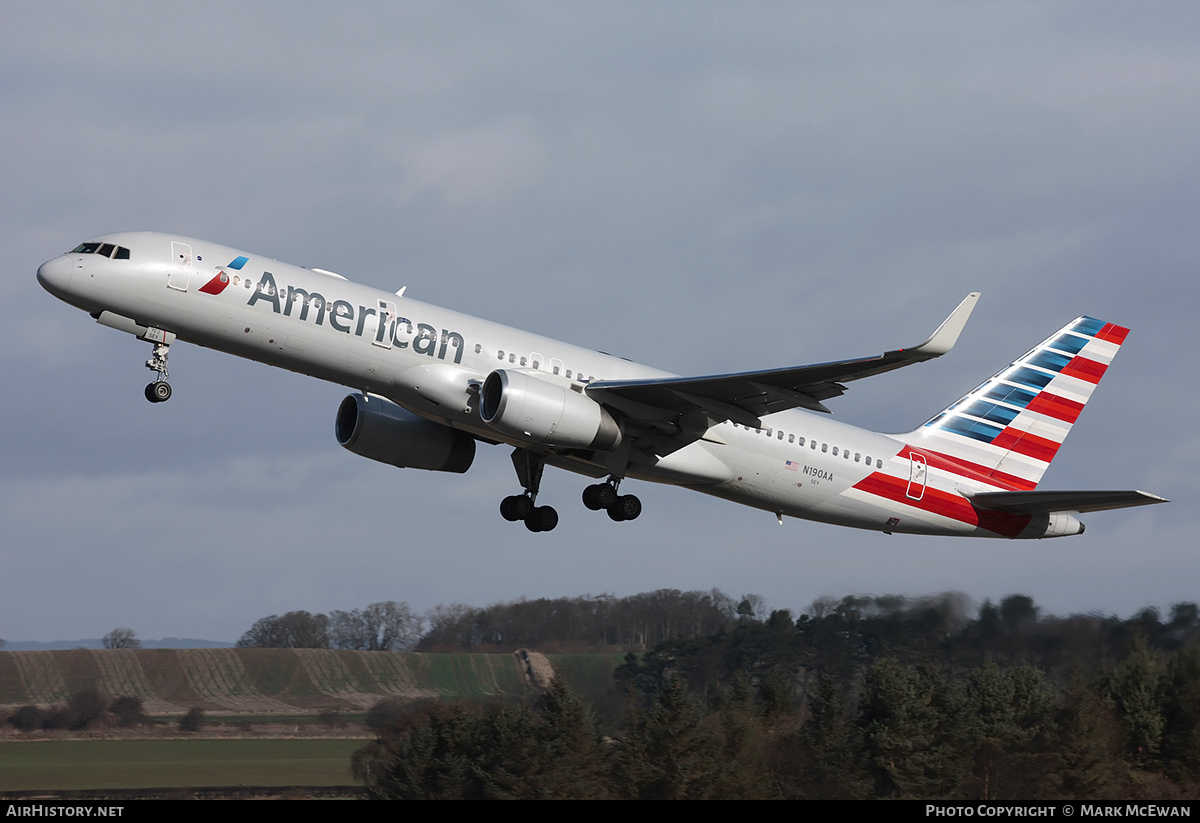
[38,231,1163,538]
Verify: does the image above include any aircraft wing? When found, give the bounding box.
[968,489,1169,515]
[587,292,980,428]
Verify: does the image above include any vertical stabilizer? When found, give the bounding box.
[908,316,1128,490]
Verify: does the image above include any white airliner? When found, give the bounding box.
[38,232,1166,537]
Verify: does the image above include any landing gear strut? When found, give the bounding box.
[144,339,172,403]
[583,478,641,522]
[501,449,559,532]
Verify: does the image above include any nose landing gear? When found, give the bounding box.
[144,339,172,403]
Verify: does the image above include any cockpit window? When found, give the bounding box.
[71,242,131,259]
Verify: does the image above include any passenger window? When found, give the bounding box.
[832,446,838,456]
[778,431,784,440]
[520,356,527,366]
[855,453,861,462]
[821,443,828,453]
[509,353,515,363]
[553,366,560,375]
[810,440,817,449]
[844,450,850,460]
[474,344,482,354]
[876,459,883,469]
[498,350,505,360]
[788,434,794,443]
[566,370,573,379]
[532,361,540,369]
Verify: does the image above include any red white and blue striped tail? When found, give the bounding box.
[907,316,1128,491]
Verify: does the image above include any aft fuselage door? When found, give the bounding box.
[906,452,928,501]
[168,241,192,292]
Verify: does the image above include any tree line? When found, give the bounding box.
[234,590,1200,672]
[352,596,1200,799]
[235,589,764,652]
[236,601,422,651]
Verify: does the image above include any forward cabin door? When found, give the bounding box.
[168,241,192,292]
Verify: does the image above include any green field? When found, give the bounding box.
[0,739,363,792]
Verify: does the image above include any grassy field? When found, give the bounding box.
[0,739,363,792]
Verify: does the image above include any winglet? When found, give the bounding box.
[911,292,980,357]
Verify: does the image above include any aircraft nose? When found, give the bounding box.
[36,254,74,299]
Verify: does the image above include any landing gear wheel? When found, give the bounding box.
[501,495,535,522]
[145,381,172,403]
[607,494,641,522]
[524,505,559,533]
[582,483,618,511]
[502,450,559,532]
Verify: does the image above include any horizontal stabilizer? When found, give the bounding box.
[968,489,1169,515]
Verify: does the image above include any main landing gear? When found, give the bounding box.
[582,479,641,522]
[501,450,560,533]
[144,339,172,403]
[500,449,643,532]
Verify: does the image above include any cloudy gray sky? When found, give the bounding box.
[3,2,1195,643]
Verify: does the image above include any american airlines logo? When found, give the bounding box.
[198,256,247,295]
[204,263,467,365]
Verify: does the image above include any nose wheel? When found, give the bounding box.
[145,381,172,403]
[144,339,172,403]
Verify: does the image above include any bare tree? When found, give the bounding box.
[236,611,330,648]
[330,601,422,651]
[102,628,141,649]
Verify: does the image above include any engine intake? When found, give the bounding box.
[336,393,475,473]
[480,370,622,450]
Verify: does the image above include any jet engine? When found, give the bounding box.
[480,369,622,450]
[335,393,475,473]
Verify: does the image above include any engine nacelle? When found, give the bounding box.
[480,370,622,450]
[335,393,475,473]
